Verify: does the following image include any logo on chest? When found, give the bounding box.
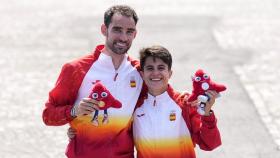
[130,76,136,88]
[169,110,176,121]
[137,113,145,117]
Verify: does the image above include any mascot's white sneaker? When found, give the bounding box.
[198,95,209,103]
[197,104,206,115]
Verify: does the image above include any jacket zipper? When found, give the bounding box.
[113,72,118,81]
[153,97,157,153]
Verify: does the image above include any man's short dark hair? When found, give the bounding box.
[104,5,138,27]
[139,45,172,70]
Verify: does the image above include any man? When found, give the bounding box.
[42,5,144,158]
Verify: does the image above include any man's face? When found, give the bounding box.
[141,57,172,96]
[103,13,136,55]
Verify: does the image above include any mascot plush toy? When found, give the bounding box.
[89,81,122,126]
[187,69,226,115]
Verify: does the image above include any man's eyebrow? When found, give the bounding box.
[127,28,136,31]
[112,26,122,29]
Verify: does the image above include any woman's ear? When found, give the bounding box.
[101,24,107,36]
[169,70,173,78]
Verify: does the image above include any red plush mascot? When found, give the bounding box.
[187,69,226,115]
[89,81,122,126]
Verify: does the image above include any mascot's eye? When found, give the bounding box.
[92,93,98,99]
[194,77,201,82]
[101,92,108,97]
[203,74,209,79]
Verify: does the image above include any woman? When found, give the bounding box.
[132,45,221,158]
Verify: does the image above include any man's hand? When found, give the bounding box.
[75,98,100,116]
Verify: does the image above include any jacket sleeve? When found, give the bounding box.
[189,106,222,151]
[42,63,76,126]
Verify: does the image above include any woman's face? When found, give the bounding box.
[141,57,172,96]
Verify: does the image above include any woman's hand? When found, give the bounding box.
[204,90,219,116]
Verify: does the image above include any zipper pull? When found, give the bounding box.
[153,99,156,106]
[114,72,118,81]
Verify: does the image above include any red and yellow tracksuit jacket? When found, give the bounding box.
[133,85,221,158]
[42,45,143,158]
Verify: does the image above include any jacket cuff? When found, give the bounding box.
[201,110,217,128]
[65,105,76,121]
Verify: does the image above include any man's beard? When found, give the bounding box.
[107,40,131,55]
